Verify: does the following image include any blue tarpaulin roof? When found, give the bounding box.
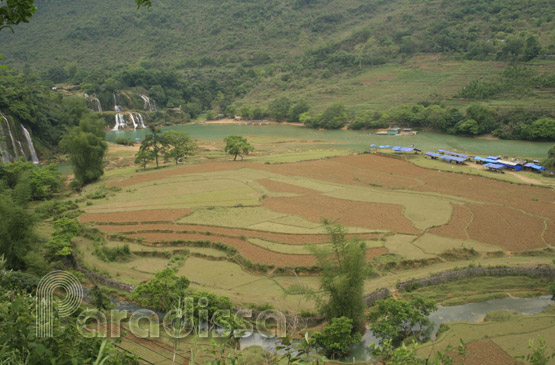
[425,152,441,157]
[369,144,377,147]
[484,163,505,170]
[487,156,499,160]
[378,145,386,148]
[438,149,469,158]
[524,163,546,171]
[392,146,415,152]
[441,155,467,162]
[475,156,499,164]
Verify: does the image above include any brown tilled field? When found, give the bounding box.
[81,153,553,277]
[429,204,471,240]
[262,195,420,234]
[466,204,547,251]
[447,339,516,365]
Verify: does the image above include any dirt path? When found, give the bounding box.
[505,171,543,185]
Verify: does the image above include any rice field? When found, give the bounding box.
[76,141,554,310]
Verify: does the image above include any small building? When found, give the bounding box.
[387,128,401,135]
[403,128,412,132]
[425,152,441,160]
[376,131,388,135]
[484,163,506,173]
[524,163,546,173]
[440,155,467,165]
[497,160,523,171]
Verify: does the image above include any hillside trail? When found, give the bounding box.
[505,171,543,185]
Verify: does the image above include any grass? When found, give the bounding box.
[412,234,502,255]
[400,276,552,306]
[382,234,435,260]
[251,149,352,164]
[416,308,555,362]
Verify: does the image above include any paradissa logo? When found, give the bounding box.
[36,270,287,339]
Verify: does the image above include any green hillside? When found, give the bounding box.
[1,0,554,146]
[3,0,554,70]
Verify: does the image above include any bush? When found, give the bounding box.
[312,317,362,359]
[114,137,136,146]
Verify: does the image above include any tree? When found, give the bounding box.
[268,96,291,122]
[224,135,254,161]
[44,217,80,260]
[368,296,437,346]
[456,119,480,135]
[0,194,35,270]
[137,125,163,168]
[287,101,310,123]
[162,130,197,165]
[313,103,349,129]
[312,316,362,360]
[132,268,190,312]
[134,148,154,169]
[312,220,367,334]
[89,285,112,311]
[0,0,36,32]
[524,35,542,61]
[60,115,107,187]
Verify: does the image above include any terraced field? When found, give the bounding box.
[77,152,554,310]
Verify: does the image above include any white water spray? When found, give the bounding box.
[1,112,19,158]
[21,124,39,164]
[113,93,122,112]
[135,113,147,128]
[128,113,137,129]
[140,95,157,112]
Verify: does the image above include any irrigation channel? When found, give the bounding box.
[107,124,552,158]
[89,290,553,362]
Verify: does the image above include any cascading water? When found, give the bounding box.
[0,113,13,163]
[113,93,122,112]
[3,113,20,159]
[17,141,25,156]
[135,113,147,128]
[113,113,127,131]
[92,97,102,112]
[21,124,39,164]
[140,95,157,112]
[128,113,137,129]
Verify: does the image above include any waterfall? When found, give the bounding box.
[17,141,25,157]
[128,112,137,129]
[140,95,157,112]
[0,113,13,163]
[113,93,122,112]
[21,124,39,164]
[135,113,147,128]
[113,113,127,131]
[0,112,19,159]
[92,97,102,112]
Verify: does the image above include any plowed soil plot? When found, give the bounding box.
[259,155,424,189]
[467,204,546,251]
[257,179,320,195]
[108,162,241,188]
[97,223,380,244]
[448,339,515,365]
[125,232,317,267]
[365,247,388,260]
[263,195,420,234]
[414,171,555,221]
[80,209,191,223]
[429,204,471,240]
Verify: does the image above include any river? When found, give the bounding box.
[107,124,551,158]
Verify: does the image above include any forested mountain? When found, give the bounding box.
[1,0,554,154]
[3,0,554,70]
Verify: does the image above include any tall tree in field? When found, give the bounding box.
[224,135,254,161]
[138,125,163,168]
[162,130,197,165]
[60,115,107,187]
[312,220,368,334]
